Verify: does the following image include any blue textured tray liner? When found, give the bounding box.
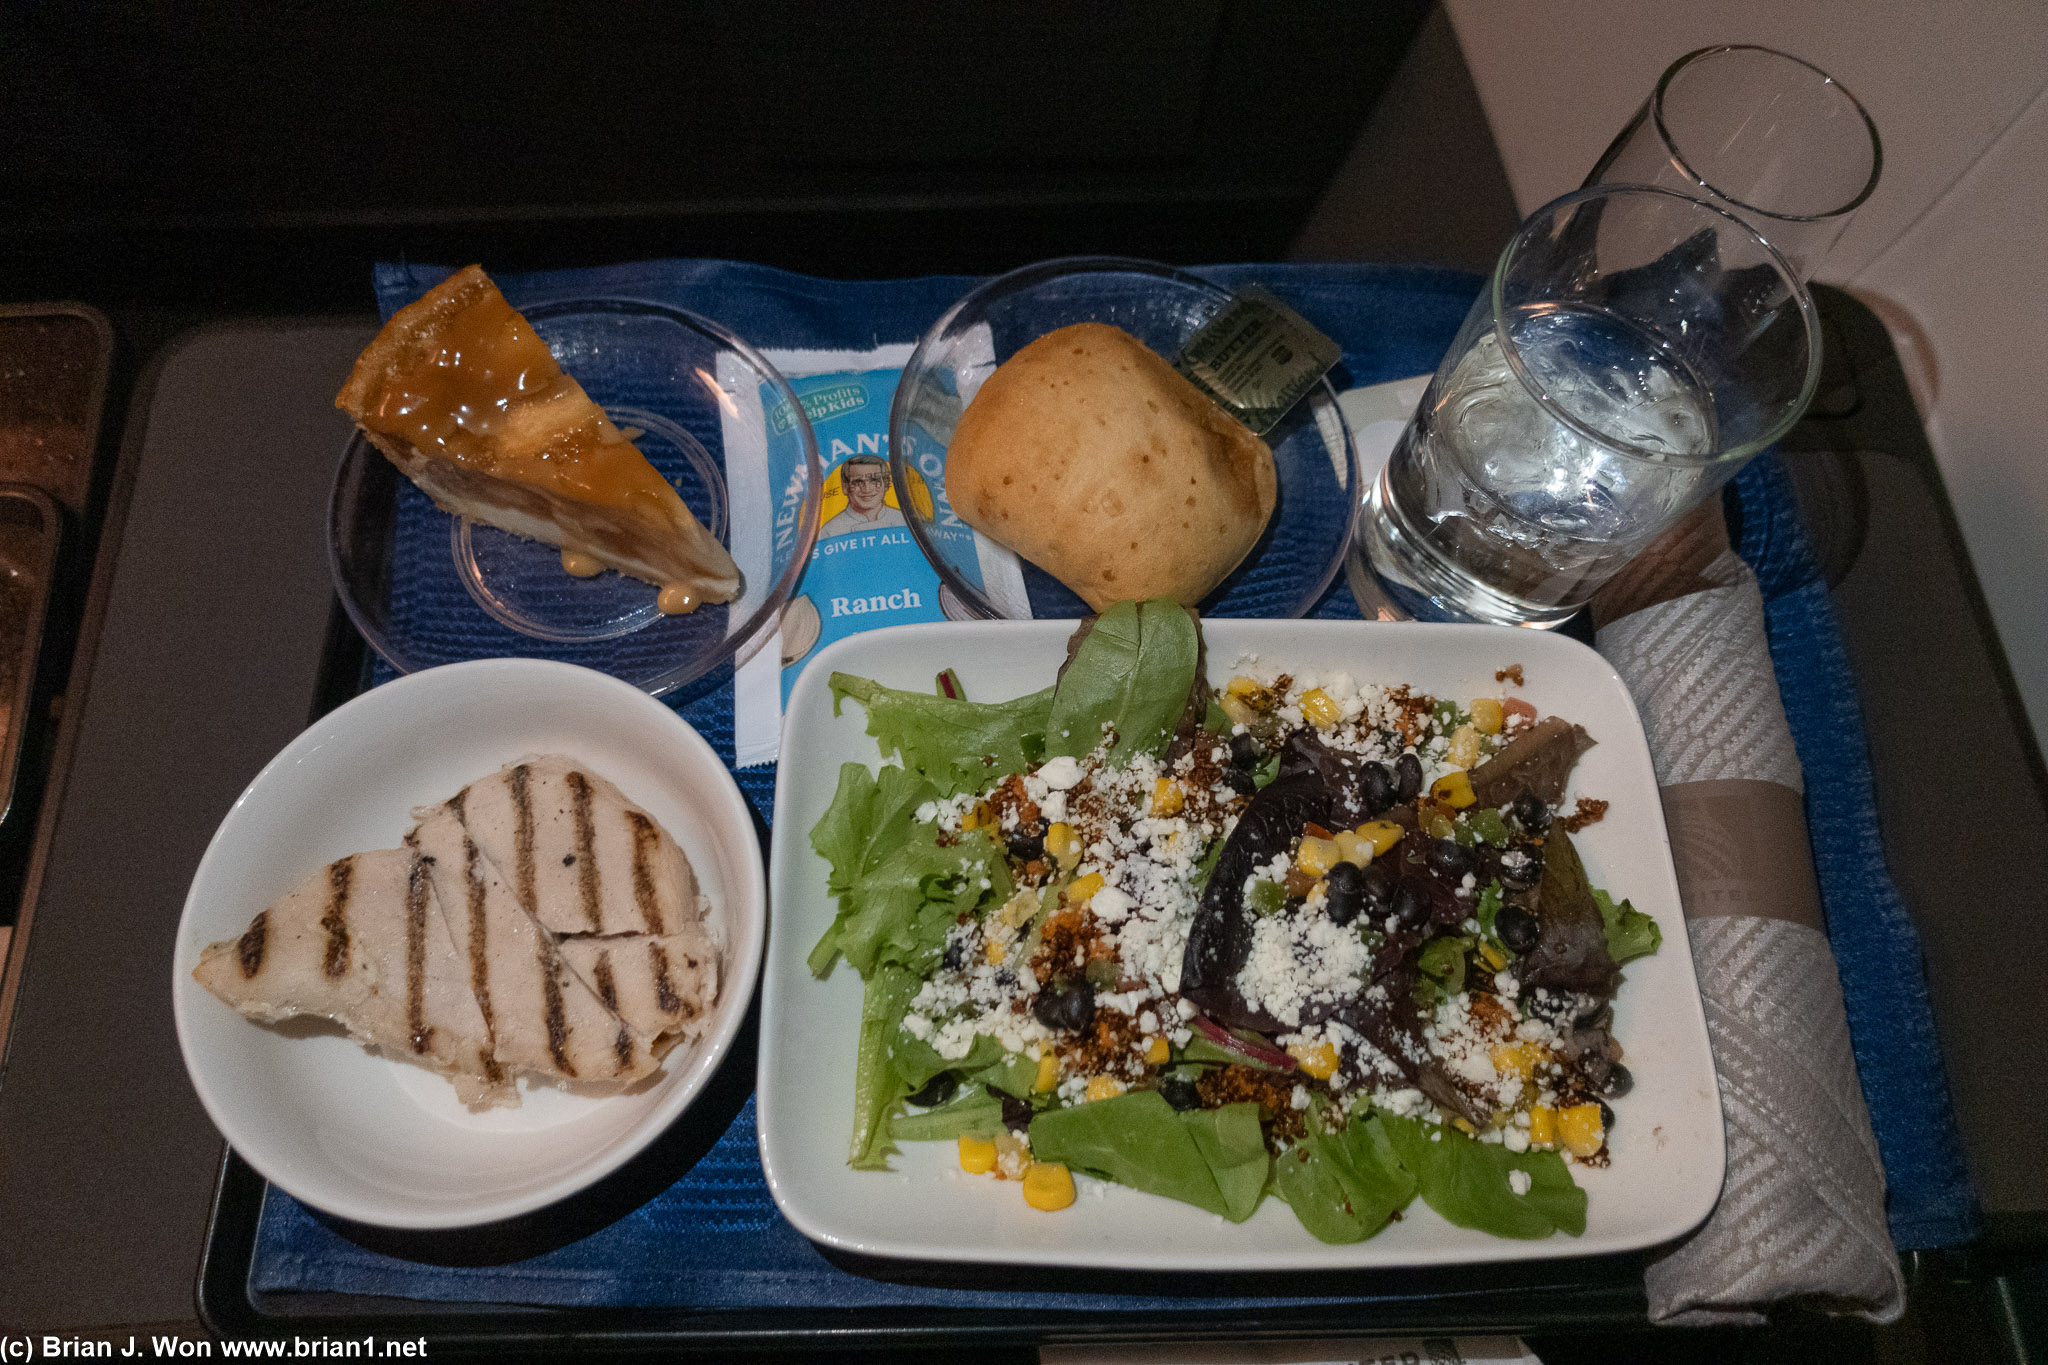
[250,260,1975,1312]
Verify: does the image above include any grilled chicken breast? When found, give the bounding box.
[412,801,661,1088]
[557,929,719,1043]
[450,756,700,938]
[192,847,511,1107]
[193,758,719,1107]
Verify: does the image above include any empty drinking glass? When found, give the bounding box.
[1585,44,1881,279]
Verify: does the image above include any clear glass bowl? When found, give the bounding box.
[329,298,822,696]
[888,257,1360,620]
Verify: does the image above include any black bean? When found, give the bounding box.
[1395,752,1423,802]
[1230,732,1261,771]
[1600,1063,1634,1099]
[1494,903,1539,953]
[1598,1100,1616,1132]
[906,1072,958,1108]
[1498,847,1541,891]
[1324,861,1365,925]
[1359,861,1394,911]
[940,938,967,971]
[992,1087,1036,1132]
[1512,792,1551,833]
[1427,838,1471,877]
[1359,761,1396,815]
[1160,1076,1202,1111]
[1006,826,1045,862]
[1032,978,1096,1032]
[1392,879,1432,930]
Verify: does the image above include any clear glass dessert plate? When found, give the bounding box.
[329,298,822,696]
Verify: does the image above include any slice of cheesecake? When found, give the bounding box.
[335,265,740,613]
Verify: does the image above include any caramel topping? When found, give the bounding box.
[656,584,701,615]
[560,548,605,578]
[356,280,679,518]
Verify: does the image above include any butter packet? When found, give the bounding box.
[1172,286,1341,436]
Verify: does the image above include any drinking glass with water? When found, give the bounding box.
[1355,185,1820,628]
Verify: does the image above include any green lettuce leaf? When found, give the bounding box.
[1378,1115,1586,1238]
[889,1086,1006,1142]
[1044,599,1199,766]
[1593,888,1662,965]
[1028,1092,1266,1221]
[850,963,920,1169]
[1417,934,1473,999]
[807,763,935,975]
[811,774,1011,982]
[1272,1107,1417,1243]
[829,672,1052,798]
[1179,1103,1272,1222]
[889,1031,1002,1094]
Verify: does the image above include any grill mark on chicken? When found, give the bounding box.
[459,819,499,1051]
[591,952,619,1012]
[613,1025,635,1072]
[541,956,575,1077]
[650,941,682,1016]
[568,770,602,931]
[626,811,665,933]
[510,763,538,912]
[404,845,435,1054]
[236,911,269,978]
[319,856,355,978]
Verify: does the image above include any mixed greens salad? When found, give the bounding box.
[808,600,1659,1241]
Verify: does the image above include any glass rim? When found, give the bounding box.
[1488,184,1823,469]
[1651,43,1884,225]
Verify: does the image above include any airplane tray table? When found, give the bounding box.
[158,263,1998,1354]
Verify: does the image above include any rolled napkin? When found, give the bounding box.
[1592,503,1905,1326]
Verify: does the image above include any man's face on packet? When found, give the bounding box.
[843,460,889,515]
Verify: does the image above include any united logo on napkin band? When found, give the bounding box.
[1172,286,1341,436]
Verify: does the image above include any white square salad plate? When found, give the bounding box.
[759,619,1723,1268]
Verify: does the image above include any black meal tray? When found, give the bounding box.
[195,604,1657,1354]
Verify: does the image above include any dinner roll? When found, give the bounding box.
[945,323,1277,610]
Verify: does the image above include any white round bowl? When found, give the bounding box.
[171,658,765,1229]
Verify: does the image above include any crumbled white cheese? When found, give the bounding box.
[1509,1169,1533,1196]
[1037,755,1083,790]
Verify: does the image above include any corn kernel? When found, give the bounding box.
[993,1131,1031,1178]
[1300,687,1341,728]
[1491,1042,1546,1081]
[1478,940,1508,972]
[1528,1105,1558,1148]
[1045,822,1079,862]
[1151,778,1185,816]
[983,938,1006,966]
[1218,692,1259,728]
[1066,872,1104,905]
[1451,1116,1478,1136]
[1287,1040,1340,1079]
[1145,1035,1171,1066]
[960,801,994,831]
[958,1135,997,1175]
[1470,698,1504,735]
[1446,724,1481,769]
[1355,821,1403,857]
[1296,836,1339,878]
[1560,1103,1605,1158]
[1226,675,1265,698]
[1431,770,1477,808]
[1021,1161,1076,1211]
[1332,830,1371,866]
[1034,1050,1060,1093]
[1086,1075,1125,1102]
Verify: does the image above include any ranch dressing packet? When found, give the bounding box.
[720,342,1028,767]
